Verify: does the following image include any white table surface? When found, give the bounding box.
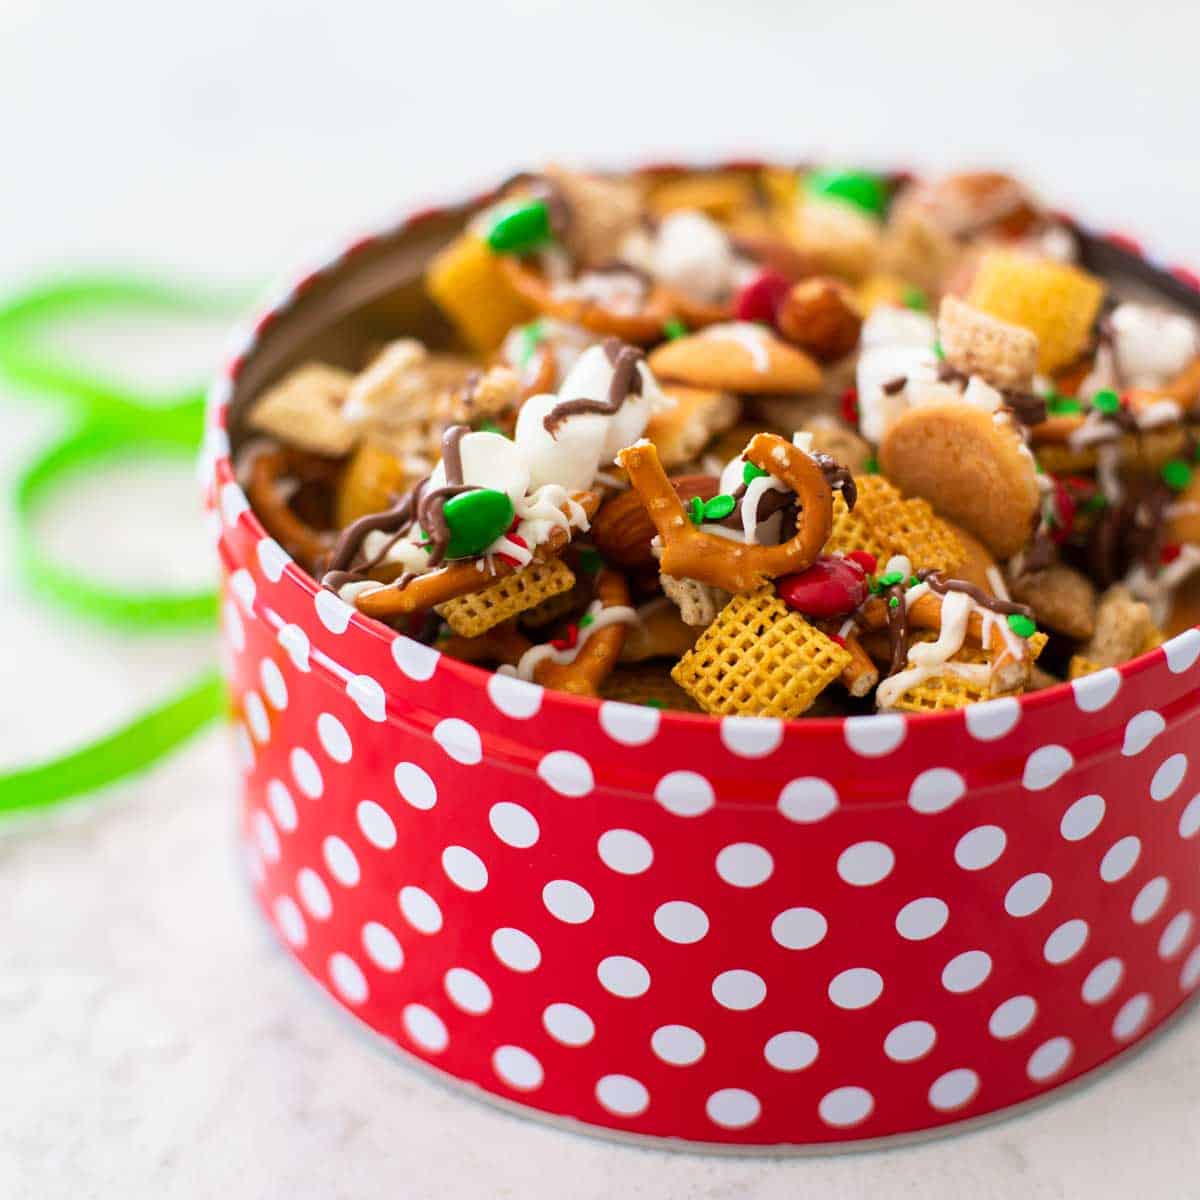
[2,1,1199,1195]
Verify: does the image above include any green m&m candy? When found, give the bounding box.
[1007,612,1037,638]
[486,199,553,254]
[442,488,515,559]
[805,169,888,216]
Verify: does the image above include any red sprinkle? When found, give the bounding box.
[840,386,860,427]
[1162,543,1183,564]
[733,269,792,325]
[550,623,579,652]
[830,634,847,648]
[495,532,528,568]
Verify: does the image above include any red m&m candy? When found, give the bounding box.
[777,555,869,618]
[733,269,792,325]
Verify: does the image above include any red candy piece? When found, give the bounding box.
[777,555,869,618]
[1050,477,1077,544]
[733,269,792,325]
[840,387,860,427]
[845,549,877,575]
[1162,543,1182,565]
[495,532,529,568]
[550,623,579,652]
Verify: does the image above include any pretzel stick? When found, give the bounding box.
[535,569,632,697]
[617,433,833,593]
[247,448,335,566]
[836,631,880,698]
[620,600,700,662]
[355,492,600,619]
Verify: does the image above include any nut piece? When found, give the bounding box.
[591,475,718,570]
[1008,562,1097,641]
[938,295,1038,391]
[248,363,356,457]
[776,278,864,362]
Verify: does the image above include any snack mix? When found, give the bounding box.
[238,165,1200,718]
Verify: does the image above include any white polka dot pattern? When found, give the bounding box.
[217,292,1199,1147]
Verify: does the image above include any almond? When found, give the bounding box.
[591,475,719,569]
[776,277,863,362]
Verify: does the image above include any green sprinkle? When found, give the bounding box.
[1083,493,1109,512]
[743,461,769,485]
[877,570,904,588]
[1092,388,1121,414]
[578,546,605,575]
[1163,459,1194,491]
[888,596,900,609]
[902,286,928,312]
[476,418,503,435]
[1007,612,1037,639]
[516,319,545,365]
[702,493,737,521]
[933,340,945,361]
[662,317,689,340]
[579,613,595,629]
[805,169,888,216]
[486,199,553,253]
[908,575,920,587]
[864,456,880,475]
[688,496,706,525]
[643,698,667,710]
[1046,393,1083,415]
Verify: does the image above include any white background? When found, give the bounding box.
[2,1,1199,1195]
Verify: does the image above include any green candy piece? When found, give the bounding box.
[805,169,888,216]
[742,461,769,485]
[662,317,689,341]
[1162,459,1194,491]
[864,455,880,475]
[702,494,737,521]
[1091,388,1121,414]
[442,488,515,558]
[1046,393,1082,415]
[902,285,928,312]
[486,200,553,254]
[516,319,545,365]
[688,496,705,525]
[1007,612,1037,639]
[932,340,945,361]
[877,570,904,588]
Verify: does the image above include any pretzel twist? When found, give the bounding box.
[247,448,336,567]
[354,493,600,619]
[617,433,833,593]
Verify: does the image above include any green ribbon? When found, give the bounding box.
[0,276,248,815]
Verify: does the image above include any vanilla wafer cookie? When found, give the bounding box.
[671,589,851,717]
[436,558,576,637]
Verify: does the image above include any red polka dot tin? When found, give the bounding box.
[204,172,1200,1149]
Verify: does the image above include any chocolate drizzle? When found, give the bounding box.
[918,570,1035,620]
[814,453,857,511]
[323,425,478,591]
[542,339,644,436]
[885,585,909,676]
[882,375,907,396]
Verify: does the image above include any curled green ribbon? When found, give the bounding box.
[0,276,248,814]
